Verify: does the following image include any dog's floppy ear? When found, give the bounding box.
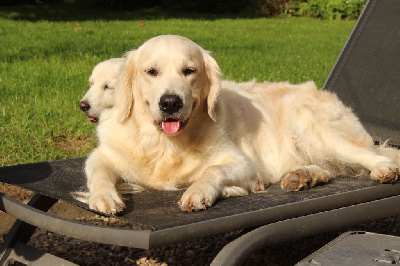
[203,50,222,122]
[115,50,136,122]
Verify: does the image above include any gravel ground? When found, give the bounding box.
[1,184,400,265]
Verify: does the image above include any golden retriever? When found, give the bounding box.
[79,58,125,123]
[85,35,399,214]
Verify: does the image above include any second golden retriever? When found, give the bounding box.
[79,58,125,123]
[85,35,399,214]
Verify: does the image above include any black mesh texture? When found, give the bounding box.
[0,158,387,231]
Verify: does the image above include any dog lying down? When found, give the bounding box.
[79,58,125,123]
[85,35,400,214]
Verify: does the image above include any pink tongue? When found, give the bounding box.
[162,121,180,135]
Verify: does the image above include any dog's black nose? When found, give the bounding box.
[159,94,183,114]
[79,101,90,112]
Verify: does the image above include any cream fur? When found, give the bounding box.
[80,58,125,123]
[85,35,399,214]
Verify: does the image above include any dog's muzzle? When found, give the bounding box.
[79,101,98,123]
[158,94,187,135]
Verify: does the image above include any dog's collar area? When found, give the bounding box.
[158,118,189,135]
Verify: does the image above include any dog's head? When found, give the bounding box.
[116,35,222,135]
[79,58,125,123]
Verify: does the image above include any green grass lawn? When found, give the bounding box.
[0,4,355,166]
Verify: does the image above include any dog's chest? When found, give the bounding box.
[123,138,208,189]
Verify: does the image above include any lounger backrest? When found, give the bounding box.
[323,0,400,146]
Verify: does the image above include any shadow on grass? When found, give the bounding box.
[0,1,258,21]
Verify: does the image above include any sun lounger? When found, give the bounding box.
[1,0,399,264]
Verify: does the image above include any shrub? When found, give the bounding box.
[257,0,298,17]
[259,0,367,20]
[296,0,367,20]
[8,0,365,19]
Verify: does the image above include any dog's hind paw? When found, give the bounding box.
[281,169,312,191]
[371,162,399,184]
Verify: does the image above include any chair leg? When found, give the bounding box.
[0,194,58,265]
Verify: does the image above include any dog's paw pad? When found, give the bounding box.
[281,169,312,191]
[371,162,399,184]
[383,172,398,183]
[373,171,398,184]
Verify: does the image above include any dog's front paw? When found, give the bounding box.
[179,184,219,212]
[89,189,125,215]
[371,162,399,184]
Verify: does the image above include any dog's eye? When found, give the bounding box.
[146,68,159,77]
[104,84,109,90]
[182,68,196,76]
